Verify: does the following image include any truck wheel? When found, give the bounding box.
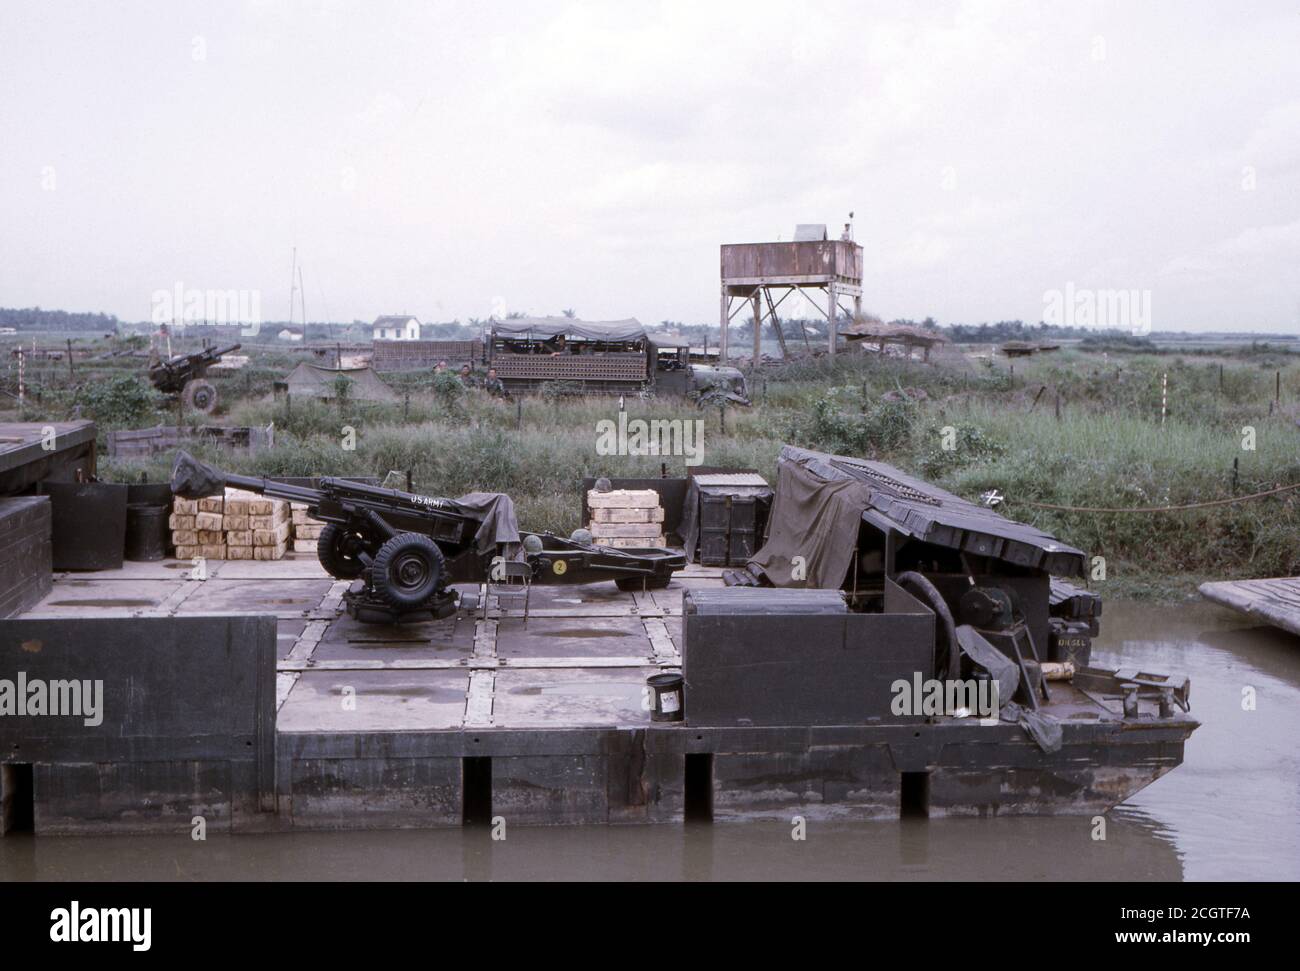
[371,533,445,610]
[615,576,671,592]
[317,524,368,579]
[183,379,217,414]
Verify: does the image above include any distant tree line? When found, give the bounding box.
[0,306,119,332]
[935,320,1131,343]
[660,317,1145,346]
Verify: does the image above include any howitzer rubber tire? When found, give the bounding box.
[317,523,368,579]
[371,532,445,610]
[183,379,217,414]
[615,576,671,592]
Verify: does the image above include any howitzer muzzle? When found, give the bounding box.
[170,450,228,499]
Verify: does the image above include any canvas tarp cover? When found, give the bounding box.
[490,317,646,341]
[454,491,520,554]
[286,363,398,402]
[746,455,873,587]
[750,445,1086,578]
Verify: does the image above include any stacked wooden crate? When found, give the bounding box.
[290,502,326,553]
[586,488,666,548]
[224,489,291,560]
[169,496,225,560]
[168,489,290,560]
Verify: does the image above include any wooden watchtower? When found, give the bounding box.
[720,223,863,362]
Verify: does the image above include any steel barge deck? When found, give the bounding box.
[0,554,1195,835]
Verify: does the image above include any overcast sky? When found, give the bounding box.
[2,0,1297,331]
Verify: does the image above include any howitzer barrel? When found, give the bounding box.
[170,450,319,503]
[170,450,461,513]
[222,471,458,513]
[160,343,242,368]
[220,472,321,505]
[220,471,455,513]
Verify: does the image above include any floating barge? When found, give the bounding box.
[0,449,1199,835]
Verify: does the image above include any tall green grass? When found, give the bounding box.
[79,347,1300,595]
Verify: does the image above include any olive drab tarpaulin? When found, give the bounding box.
[955,625,1020,706]
[746,452,875,587]
[170,450,227,499]
[999,702,1065,754]
[451,492,521,555]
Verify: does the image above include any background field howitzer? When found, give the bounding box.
[171,451,684,623]
[148,343,241,413]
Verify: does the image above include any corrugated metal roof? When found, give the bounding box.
[779,445,1087,577]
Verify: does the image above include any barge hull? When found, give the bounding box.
[1,561,1193,835]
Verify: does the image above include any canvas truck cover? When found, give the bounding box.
[490,317,647,342]
[747,445,1087,585]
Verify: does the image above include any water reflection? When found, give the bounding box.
[0,812,1184,882]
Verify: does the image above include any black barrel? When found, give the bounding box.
[125,503,169,561]
[127,482,174,507]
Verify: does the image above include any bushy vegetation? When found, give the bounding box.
[73,374,160,426]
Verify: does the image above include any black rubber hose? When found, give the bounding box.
[895,571,961,682]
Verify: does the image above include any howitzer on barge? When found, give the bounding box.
[169,450,685,623]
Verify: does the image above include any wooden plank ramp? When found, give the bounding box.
[1199,577,1300,636]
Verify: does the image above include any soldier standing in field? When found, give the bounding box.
[484,367,509,399]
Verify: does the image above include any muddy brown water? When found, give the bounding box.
[1,602,1296,881]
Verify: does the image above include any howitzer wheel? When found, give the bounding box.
[183,379,218,414]
[317,524,369,579]
[371,532,446,610]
